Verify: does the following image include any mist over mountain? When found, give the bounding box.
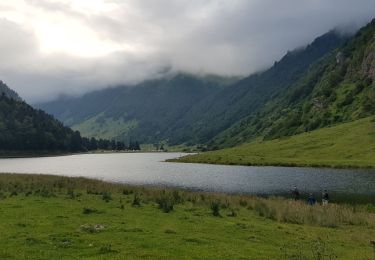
[38,29,348,146]
[1,1,375,102]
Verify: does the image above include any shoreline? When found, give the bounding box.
[0,172,373,204]
[167,156,375,170]
[0,150,184,159]
[1,151,373,170]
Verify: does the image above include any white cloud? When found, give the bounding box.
[0,0,375,102]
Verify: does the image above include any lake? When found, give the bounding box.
[0,153,374,201]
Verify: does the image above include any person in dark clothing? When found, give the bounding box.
[292,186,300,200]
[307,193,316,206]
[322,190,329,205]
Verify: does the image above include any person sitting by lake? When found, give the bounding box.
[291,186,300,200]
[322,190,329,206]
[307,193,316,206]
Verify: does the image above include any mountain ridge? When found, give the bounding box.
[0,81,21,101]
[209,18,375,149]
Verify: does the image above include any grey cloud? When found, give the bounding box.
[1,0,375,102]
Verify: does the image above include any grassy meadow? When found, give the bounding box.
[0,174,374,259]
[172,117,375,168]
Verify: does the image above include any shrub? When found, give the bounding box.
[33,188,55,198]
[132,194,141,207]
[211,201,221,217]
[80,224,105,233]
[239,199,248,207]
[102,192,112,202]
[122,189,133,195]
[99,244,118,254]
[172,190,184,204]
[221,200,230,209]
[156,194,175,213]
[82,207,100,215]
[165,229,177,234]
[67,189,75,199]
[227,208,237,217]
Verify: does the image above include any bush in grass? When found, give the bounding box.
[221,200,230,209]
[370,240,375,254]
[211,201,221,217]
[83,207,100,215]
[102,192,112,202]
[172,190,184,204]
[80,224,105,233]
[122,189,133,195]
[67,189,75,199]
[254,201,277,220]
[227,208,237,217]
[40,189,55,198]
[165,229,177,234]
[239,199,248,207]
[99,244,118,254]
[156,193,175,213]
[132,194,141,207]
[0,192,6,199]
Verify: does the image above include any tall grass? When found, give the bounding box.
[0,173,373,227]
[247,197,373,227]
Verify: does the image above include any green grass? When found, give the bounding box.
[0,174,374,259]
[172,117,375,168]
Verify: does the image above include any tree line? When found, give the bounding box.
[83,137,140,151]
[0,94,140,153]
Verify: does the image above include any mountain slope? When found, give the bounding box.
[165,30,348,145]
[172,116,375,168]
[37,74,229,143]
[174,19,375,168]
[211,19,375,149]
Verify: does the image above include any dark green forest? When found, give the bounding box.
[0,91,138,153]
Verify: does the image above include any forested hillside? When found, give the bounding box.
[37,74,232,143]
[0,94,84,152]
[210,19,375,149]
[0,82,130,153]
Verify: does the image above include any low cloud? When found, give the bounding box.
[0,0,375,102]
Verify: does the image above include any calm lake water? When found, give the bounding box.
[0,153,374,199]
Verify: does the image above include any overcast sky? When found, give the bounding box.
[1,0,375,102]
